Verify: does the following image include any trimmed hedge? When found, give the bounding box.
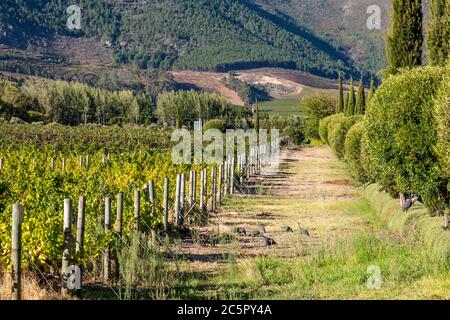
[344,122,372,184]
[328,115,363,159]
[433,61,450,188]
[365,66,447,214]
[364,184,450,265]
[319,113,343,144]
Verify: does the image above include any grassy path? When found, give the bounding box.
[175,146,449,300]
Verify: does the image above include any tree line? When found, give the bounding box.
[387,0,450,73]
[0,78,152,126]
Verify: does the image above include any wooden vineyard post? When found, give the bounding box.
[238,155,243,185]
[75,196,85,297]
[224,160,229,197]
[230,157,235,195]
[188,171,195,221]
[149,180,155,215]
[76,197,85,253]
[200,169,205,213]
[174,174,181,227]
[192,171,197,206]
[163,178,169,231]
[115,192,123,278]
[218,164,223,205]
[50,157,55,170]
[11,204,24,300]
[0,158,3,170]
[179,173,186,226]
[211,167,217,211]
[62,158,66,171]
[104,197,111,283]
[85,155,90,169]
[79,156,83,168]
[61,198,72,296]
[134,190,140,232]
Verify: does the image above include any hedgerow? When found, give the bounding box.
[364,67,446,215]
[318,113,344,144]
[328,115,363,160]
[344,122,370,184]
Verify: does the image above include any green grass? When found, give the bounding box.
[259,96,301,115]
[175,232,450,300]
[171,198,449,300]
[259,87,338,115]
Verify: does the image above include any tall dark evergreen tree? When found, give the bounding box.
[355,79,366,115]
[344,92,349,116]
[337,73,344,113]
[386,0,424,74]
[368,78,376,102]
[427,0,450,66]
[347,78,356,116]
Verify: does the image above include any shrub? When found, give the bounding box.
[360,133,374,184]
[203,119,227,132]
[433,61,450,190]
[319,113,344,144]
[301,95,336,139]
[344,122,370,184]
[328,115,363,159]
[365,66,447,214]
[283,125,305,146]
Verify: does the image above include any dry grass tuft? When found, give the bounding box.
[0,272,61,300]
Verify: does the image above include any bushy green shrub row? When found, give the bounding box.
[320,65,449,218]
[344,122,372,184]
[365,66,447,215]
[328,115,363,159]
[318,113,343,145]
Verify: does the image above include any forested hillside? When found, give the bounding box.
[249,0,390,75]
[0,0,358,80]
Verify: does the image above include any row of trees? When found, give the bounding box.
[387,0,450,74]
[320,64,449,226]
[336,74,375,116]
[156,90,250,129]
[326,0,450,226]
[0,78,152,125]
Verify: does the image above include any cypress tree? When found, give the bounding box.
[368,78,376,102]
[337,73,344,113]
[427,0,450,66]
[347,78,356,116]
[355,79,366,115]
[386,0,423,74]
[344,92,349,116]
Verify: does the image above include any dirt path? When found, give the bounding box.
[181,146,374,266]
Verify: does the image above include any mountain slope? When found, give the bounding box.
[248,0,390,75]
[0,0,359,80]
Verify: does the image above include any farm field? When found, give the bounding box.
[2,141,447,300]
[0,0,449,306]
